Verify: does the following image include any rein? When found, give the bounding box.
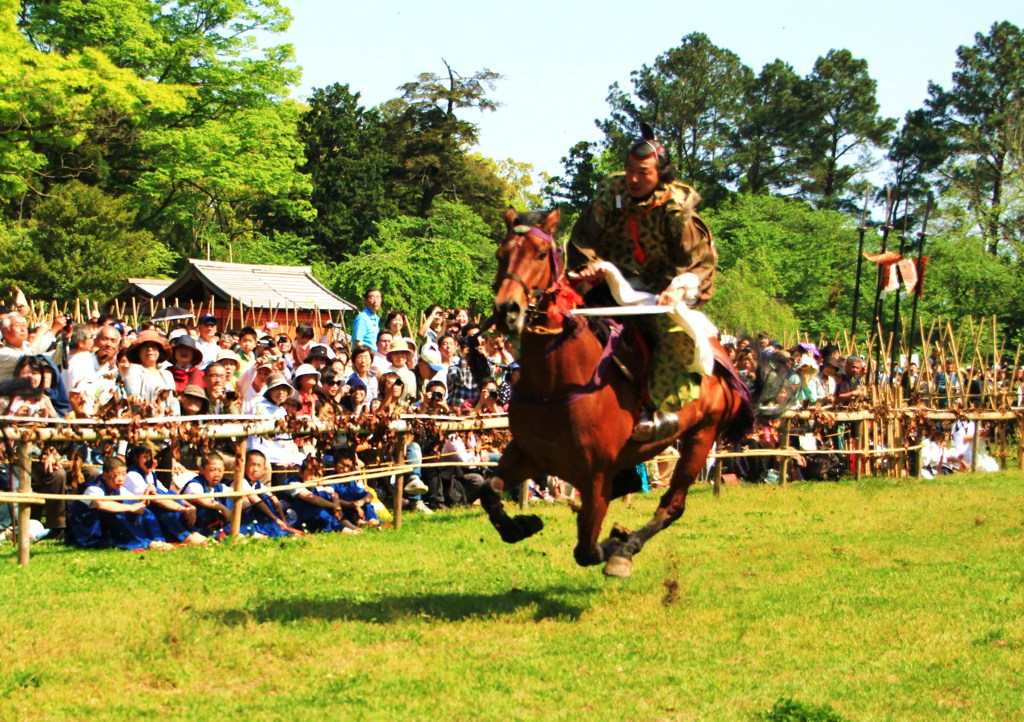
[498,222,616,408]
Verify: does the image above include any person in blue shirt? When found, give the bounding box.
[351,288,382,352]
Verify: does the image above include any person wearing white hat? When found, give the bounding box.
[291,363,321,418]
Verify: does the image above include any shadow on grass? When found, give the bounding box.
[206,585,591,625]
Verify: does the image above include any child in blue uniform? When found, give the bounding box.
[180,452,233,536]
[67,457,174,551]
[235,450,300,538]
[279,457,353,534]
[125,445,206,546]
[330,447,381,528]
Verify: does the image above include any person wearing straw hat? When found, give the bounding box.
[385,337,416,403]
[123,329,179,415]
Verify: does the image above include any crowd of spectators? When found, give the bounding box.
[715,332,1020,484]
[0,289,525,550]
[3,292,1020,549]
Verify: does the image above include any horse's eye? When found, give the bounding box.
[536,250,548,261]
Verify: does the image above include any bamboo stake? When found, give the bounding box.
[230,438,245,537]
[16,442,32,567]
[779,419,792,485]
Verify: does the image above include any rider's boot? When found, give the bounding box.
[630,409,680,443]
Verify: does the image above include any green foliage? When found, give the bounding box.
[602,32,751,205]
[386,62,502,217]
[0,0,186,201]
[704,193,857,337]
[298,83,396,260]
[731,60,805,195]
[758,698,850,722]
[706,260,800,339]
[9,181,175,300]
[793,49,896,210]
[928,21,1024,254]
[134,100,314,258]
[331,201,497,316]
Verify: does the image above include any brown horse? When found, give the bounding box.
[480,208,753,577]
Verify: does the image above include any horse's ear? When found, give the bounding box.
[504,207,518,232]
[639,121,655,141]
[542,208,561,235]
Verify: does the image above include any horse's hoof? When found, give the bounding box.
[496,515,543,544]
[515,514,544,539]
[603,555,633,578]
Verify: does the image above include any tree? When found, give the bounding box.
[601,33,752,205]
[928,21,1024,254]
[885,108,948,225]
[729,60,805,195]
[330,201,497,317]
[792,49,895,211]
[0,0,185,208]
[386,61,501,217]
[7,182,174,300]
[703,193,858,337]
[298,83,395,260]
[132,101,314,259]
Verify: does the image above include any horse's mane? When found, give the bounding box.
[514,211,549,228]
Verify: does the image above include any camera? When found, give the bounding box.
[429,391,443,402]
[487,389,499,400]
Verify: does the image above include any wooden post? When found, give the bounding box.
[393,436,408,531]
[17,442,32,567]
[970,424,980,473]
[779,419,792,486]
[713,454,723,498]
[518,479,529,509]
[230,437,245,537]
[1018,422,1024,470]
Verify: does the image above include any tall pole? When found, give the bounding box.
[891,199,911,355]
[907,192,933,358]
[872,186,897,377]
[851,187,871,341]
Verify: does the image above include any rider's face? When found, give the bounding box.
[625,154,660,199]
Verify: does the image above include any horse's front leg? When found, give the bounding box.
[573,473,611,567]
[603,430,713,578]
[480,442,544,544]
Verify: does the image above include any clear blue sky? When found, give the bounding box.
[281,0,1022,181]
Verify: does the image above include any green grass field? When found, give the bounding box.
[3,473,1023,722]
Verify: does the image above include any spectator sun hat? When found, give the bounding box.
[386,337,413,358]
[264,373,294,395]
[292,363,321,385]
[307,344,334,363]
[126,330,171,364]
[181,384,210,413]
[216,349,240,366]
[198,314,217,326]
[170,335,204,366]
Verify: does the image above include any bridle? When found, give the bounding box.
[496,224,565,322]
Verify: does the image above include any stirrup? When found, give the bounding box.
[631,410,680,443]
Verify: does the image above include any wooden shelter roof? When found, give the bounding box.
[157,259,356,312]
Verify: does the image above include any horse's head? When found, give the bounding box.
[493,208,562,334]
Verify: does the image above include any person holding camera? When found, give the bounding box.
[464,377,504,415]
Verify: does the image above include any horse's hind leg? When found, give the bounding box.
[603,429,716,578]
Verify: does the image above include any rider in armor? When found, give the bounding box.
[571,124,718,443]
